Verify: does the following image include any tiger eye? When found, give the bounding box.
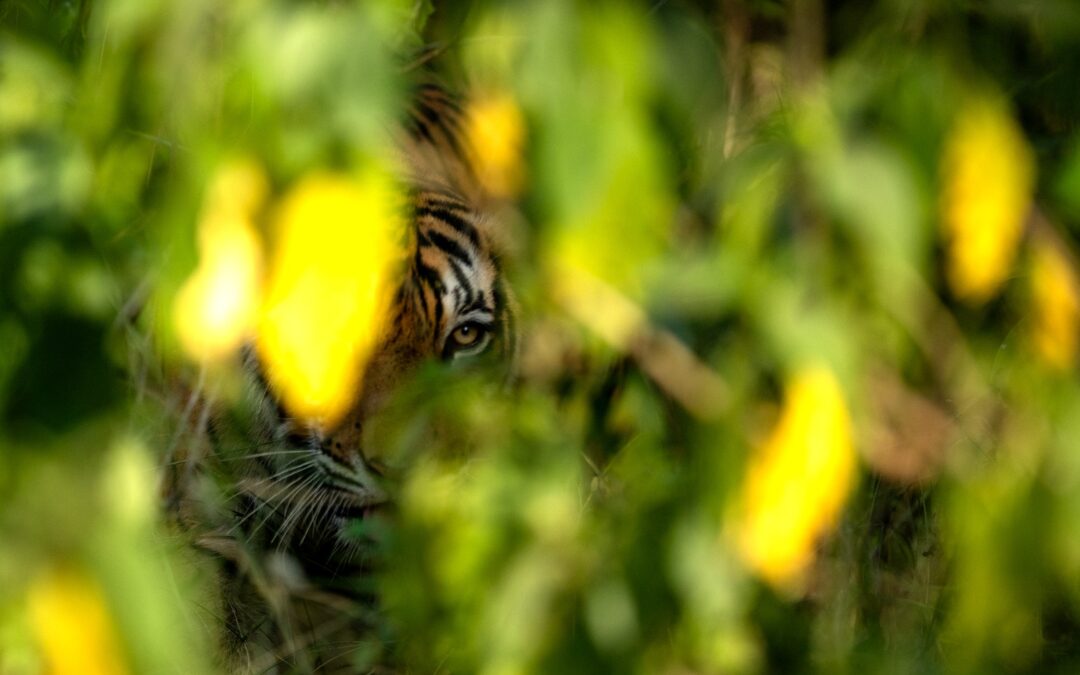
[452,323,479,346]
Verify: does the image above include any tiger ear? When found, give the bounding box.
[394,131,481,205]
[394,79,528,263]
[394,81,485,203]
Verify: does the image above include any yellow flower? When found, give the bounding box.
[256,169,403,427]
[173,160,267,363]
[464,90,526,198]
[28,568,128,675]
[1030,239,1080,370]
[940,97,1035,303]
[734,365,856,590]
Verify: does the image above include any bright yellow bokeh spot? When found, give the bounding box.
[256,169,403,428]
[28,568,128,675]
[465,90,526,198]
[940,97,1035,303]
[734,365,856,591]
[173,160,267,362]
[1030,239,1080,370]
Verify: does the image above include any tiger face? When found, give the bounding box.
[235,186,515,554]
[300,190,510,484]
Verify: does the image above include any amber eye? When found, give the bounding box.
[452,323,479,346]
[446,322,492,357]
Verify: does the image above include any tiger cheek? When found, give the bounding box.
[347,340,421,467]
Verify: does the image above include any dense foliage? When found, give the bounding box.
[4,0,1080,673]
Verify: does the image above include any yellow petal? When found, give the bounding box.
[173,160,267,363]
[940,98,1035,303]
[464,90,526,198]
[256,168,403,427]
[1030,239,1080,370]
[734,365,856,590]
[28,568,128,675]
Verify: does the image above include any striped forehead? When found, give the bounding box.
[412,193,497,329]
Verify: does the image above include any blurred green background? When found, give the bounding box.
[4,0,1080,673]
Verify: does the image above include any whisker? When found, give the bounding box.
[218,449,310,462]
[274,472,328,547]
[301,489,339,548]
[160,448,309,468]
[260,473,321,537]
[226,462,319,536]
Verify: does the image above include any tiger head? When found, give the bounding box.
[282,189,514,497]
[230,85,518,552]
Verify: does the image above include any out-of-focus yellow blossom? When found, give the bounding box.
[28,568,128,675]
[257,169,403,427]
[734,365,856,591]
[940,98,1035,303]
[465,90,526,197]
[173,160,267,362]
[1030,239,1080,370]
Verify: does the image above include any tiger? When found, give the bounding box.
[159,80,519,673]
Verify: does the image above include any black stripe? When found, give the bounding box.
[419,193,470,211]
[415,206,481,249]
[415,98,468,161]
[413,250,438,321]
[461,290,489,316]
[417,96,463,129]
[448,258,474,311]
[452,285,466,314]
[410,283,429,330]
[423,228,473,265]
[415,260,445,329]
[418,83,466,114]
[431,100,466,135]
[409,113,436,145]
[414,254,444,292]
